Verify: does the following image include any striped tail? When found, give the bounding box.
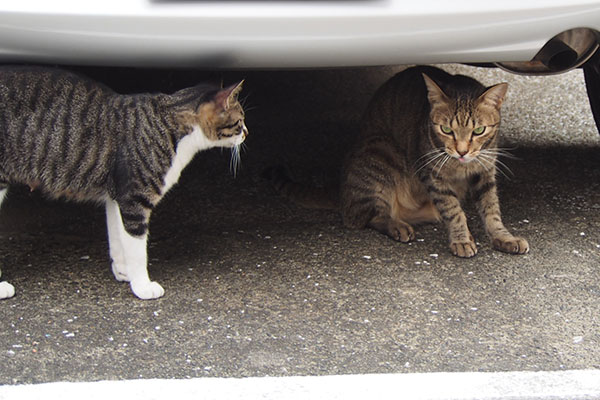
[262,165,338,210]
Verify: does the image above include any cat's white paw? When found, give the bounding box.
[130,281,164,300]
[111,262,130,282]
[0,281,15,299]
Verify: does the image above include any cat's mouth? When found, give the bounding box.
[236,130,248,145]
[453,153,476,164]
[227,128,247,147]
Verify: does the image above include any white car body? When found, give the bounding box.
[1,0,599,68]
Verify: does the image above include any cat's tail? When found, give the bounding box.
[262,165,338,210]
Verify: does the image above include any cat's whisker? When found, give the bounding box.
[479,153,510,172]
[434,154,451,177]
[491,145,518,153]
[415,147,445,163]
[416,152,444,170]
[494,166,513,180]
[481,148,519,160]
[480,147,517,179]
[475,152,494,166]
[476,154,497,171]
[490,156,509,169]
[494,161,514,179]
[440,154,452,173]
[474,157,492,172]
[242,106,258,113]
[480,151,507,160]
[415,157,443,176]
[430,154,445,174]
[414,150,446,175]
[239,94,258,114]
[479,154,513,179]
[230,144,243,177]
[416,148,446,163]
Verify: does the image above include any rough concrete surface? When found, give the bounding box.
[0,65,599,385]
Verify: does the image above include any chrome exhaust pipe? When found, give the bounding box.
[534,36,578,72]
[497,28,599,75]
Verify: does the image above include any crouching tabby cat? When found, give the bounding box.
[0,66,248,300]
[268,66,528,258]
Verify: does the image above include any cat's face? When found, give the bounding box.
[423,74,507,164]
[179,81,248,147]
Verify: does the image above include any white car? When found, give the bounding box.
[1,0,600,129]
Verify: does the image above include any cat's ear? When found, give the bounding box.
[215,80,244,110]
[422,73,449,106]
[477,83,508,110]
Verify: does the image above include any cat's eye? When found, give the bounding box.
[472,126,486,135]
[440,125,453,135]
[222,120,242,130]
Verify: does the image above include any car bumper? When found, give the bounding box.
[1,0,600,68]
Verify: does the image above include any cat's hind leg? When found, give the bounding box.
[342,187,416,242]
[105,198,164,300]
[341,143,416,242]
[368,214,415,243]
[105,199,129,282]
[0,186,15,299]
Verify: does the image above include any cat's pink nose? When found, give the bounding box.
[456,142,469,157]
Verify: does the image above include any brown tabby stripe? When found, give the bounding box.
[472,181,496,203]
[125,222,149,237]
[128,195,155,210]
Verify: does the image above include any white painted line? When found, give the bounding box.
[1,370,599,400]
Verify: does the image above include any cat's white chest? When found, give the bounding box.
[162,126,212,194]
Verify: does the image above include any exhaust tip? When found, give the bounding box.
[496,28,599,75]
[537,37,579,71]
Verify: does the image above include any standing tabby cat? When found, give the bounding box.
[269,66,528,257]
[0,66,248,300]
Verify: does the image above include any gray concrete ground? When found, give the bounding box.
[0,65,599,386]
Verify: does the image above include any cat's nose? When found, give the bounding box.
[456,141,469,156]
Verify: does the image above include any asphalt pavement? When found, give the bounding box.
[0,65,599,396]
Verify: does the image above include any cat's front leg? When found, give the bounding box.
[119,230,164,300]
[471,173,529,254]
[426,178,477,258]
[444,208,477,258]
[105,199,164,299]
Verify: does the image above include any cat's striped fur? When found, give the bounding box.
[0,66,247,300]
[270,66,528,258]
